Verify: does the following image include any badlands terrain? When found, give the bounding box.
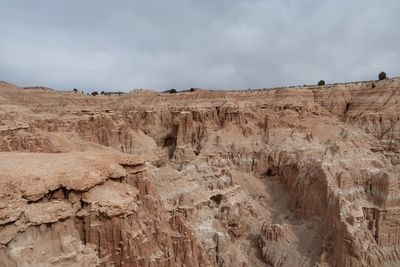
[1,78,400,267]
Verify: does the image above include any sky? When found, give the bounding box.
[0,0,399,91]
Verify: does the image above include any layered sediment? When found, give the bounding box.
[1,78,400,266]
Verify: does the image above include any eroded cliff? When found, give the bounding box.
[1,78,400,266]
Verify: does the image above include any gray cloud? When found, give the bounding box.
[0,0,399,91]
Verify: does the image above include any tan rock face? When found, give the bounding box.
[0,152,208,267]
[1,79,400,266]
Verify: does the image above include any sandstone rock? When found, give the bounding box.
[1,79,400,266]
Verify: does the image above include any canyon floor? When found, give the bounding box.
[1,78,400,267]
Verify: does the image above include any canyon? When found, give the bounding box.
[1,78,400,267]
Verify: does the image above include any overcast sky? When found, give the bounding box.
[0,0,399,91]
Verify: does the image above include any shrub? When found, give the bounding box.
[318,80,325,86]
[91,91,99,96]
[189,88,195,92]
[73,88,78,93]
[378,72,387,80]
[169,89,177,94]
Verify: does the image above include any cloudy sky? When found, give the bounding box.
[0,0,399,91]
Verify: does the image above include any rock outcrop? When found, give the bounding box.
[0,152,208,267]
[1,78,400,266]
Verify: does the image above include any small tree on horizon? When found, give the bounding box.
[91,91,99,96]
[378,72,387,80]
[318,80,325,86]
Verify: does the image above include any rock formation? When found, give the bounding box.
[1,78,400,266]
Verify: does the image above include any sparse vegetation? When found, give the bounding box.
[318,80,325,86]
[378,72,387,80]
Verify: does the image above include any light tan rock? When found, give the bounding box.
[1,78,400,266]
